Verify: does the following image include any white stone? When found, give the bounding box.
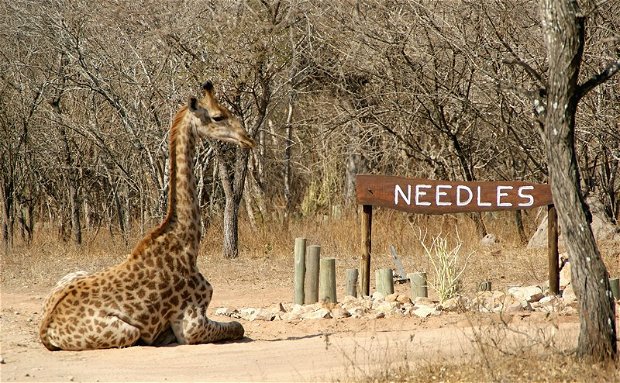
[562,284,577,305]
[215,307,233,316]
[301,308,331,320]
[347,307,365,318]
[371,291,385,301]
[413,306,436,318]
[559,261,571,289]
[480,233,497,246]
[441,296,467,312]
[508,285,544,303]
[385,293,398,302]
[330,308,351,319]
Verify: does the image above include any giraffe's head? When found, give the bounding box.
[188,81,256,149]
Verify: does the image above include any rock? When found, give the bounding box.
[528,198,619,248]
[385,293,398,302]
[401,303,415,316]
[537,295,562,313]
[413,306,436,318]
[215,307,234,317]
[374,312,385,319]
[441,296,467,312]
[330,308,351,319]
[374,301,399,315]
[250,309,276,321]
[291,304,319,316]
[347,307,365,318]
[562,284,577,305]
[508,285,544,303]
[371,292,385,301]
[469,291,509,313]
[396,295,412,305]
[527,214,549,248]
[480,233,497,246]
[0,355,4,364]
[236,307,276,321]
[301,308,331,320]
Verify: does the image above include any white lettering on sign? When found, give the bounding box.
[456,185,473,206]
[518,186,534,207]
[415,184,432,206]
[496,186,513,207]
[476,186,492,207]
[436,185,452,206]
[393,183,542,209]
[394,184,411,205]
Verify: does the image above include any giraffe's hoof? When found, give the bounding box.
[230,321,244,340]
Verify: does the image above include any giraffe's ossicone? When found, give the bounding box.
[39,82,255,351]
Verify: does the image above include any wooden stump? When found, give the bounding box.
[479,281,492,292]
[319,258,337,304]
[346,268,359,297]
[376,268,394,295]
[305,245,321,304]
[293,238,306,305]
[409,272,428,298]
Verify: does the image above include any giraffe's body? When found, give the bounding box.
[39,82,254,351]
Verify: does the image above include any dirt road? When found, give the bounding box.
[1,285,579,382]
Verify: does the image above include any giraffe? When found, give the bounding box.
[39,81,255,351]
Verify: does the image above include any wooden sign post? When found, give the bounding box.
[355,175,559,296]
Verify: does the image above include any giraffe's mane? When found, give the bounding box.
[131,106,189,256]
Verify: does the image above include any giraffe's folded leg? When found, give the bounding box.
[44,314,142,351]
[171,306,244,344]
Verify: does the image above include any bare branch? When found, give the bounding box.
[577,57,620,101]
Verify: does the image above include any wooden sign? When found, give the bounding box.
[356,175,553,214]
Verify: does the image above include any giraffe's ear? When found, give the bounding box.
[202,81,214,93]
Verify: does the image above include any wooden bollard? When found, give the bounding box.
[376,268,394,295]
[479,281,492,292]
[293,238,306,305]
[409,272,428,298]
[305,245,321,304]
[346,268,359,297]
[319,258,337,304]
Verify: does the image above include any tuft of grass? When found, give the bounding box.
[417,230,470,303]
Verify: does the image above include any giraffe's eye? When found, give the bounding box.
[211,115,225,122]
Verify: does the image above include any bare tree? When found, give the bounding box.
[539,0,618,361]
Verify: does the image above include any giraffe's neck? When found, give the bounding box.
[161,108,201,265]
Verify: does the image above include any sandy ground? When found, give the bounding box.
[1,280,581,382]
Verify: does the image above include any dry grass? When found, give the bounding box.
[341,314,620,383]
[3,208,618,292]
[360,353,620,383]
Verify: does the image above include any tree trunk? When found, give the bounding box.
[1,178,14,250]
[540,0,616,361]
[216,144,252,259]
[68,179,82,245]
[514,210,528,245]
[283,100,294,219]
[222,196,240,259]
